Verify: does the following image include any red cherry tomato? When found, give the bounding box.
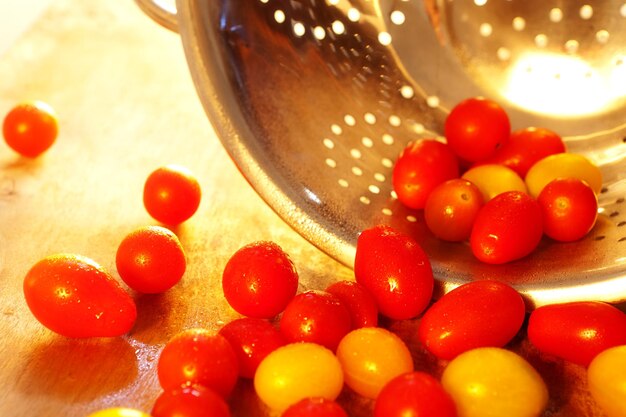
[444,97,510,162]
[115,225,186,294]
[470,191,543,264]
[325,280,379,328]
[152,383,231,417]
[424,178,484,242]
[281,397,348,417]
[23,253,137,338]
[354,225,434,320]
[218,317,287,379]
[3,101,58,158]
[279,290,351,351]
[537,178,598,242]
[374,372,457,417]
[222,241,299,319]
[418,280,526,360]
[475,127,565,178]
[392,139,459,209]
[143,165,202,225]
[527,301,626,366]
[157,328,239,397]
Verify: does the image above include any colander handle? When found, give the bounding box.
[134,0,178,32]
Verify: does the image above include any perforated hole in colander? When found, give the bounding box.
[185,0,626,306]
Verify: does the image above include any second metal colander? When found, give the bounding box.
[136,0,626,307]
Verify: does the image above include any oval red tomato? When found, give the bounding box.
[282,397,348,417]
[424,178,484,242]
[218,317,287,379]
[444,97,510,162]
[527,301,626,366]
[475,126,565,178]
[374,372,457,417]
[470,191,543,264]
[115,225,186,294]
[152,383,231,417]
[392,139,459,209]
[222,241,299,319]
[537,178,598,242]
[279,290,351,351]
[354,225,434,320]
[418,280,526,360]
[325,280,379,328]
[157,328,239,397]
[23,253,137,338]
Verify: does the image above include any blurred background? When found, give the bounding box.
[0,1,53,57]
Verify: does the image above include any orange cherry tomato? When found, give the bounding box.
[3,101,58,157]
[143,165,202,225]
[23,253,137,338]
[336,327,414,399]
[461,164,527,202]
[116,225,186,293]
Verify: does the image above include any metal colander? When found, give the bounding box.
[136,0,626,307]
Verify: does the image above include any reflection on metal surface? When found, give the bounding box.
[502,53,626,117]
[170,0,626,307]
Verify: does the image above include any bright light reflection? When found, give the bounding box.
[502,53,625,117]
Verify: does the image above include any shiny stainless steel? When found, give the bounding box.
[142,0,626,307]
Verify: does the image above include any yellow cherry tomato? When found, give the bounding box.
[86,408,150,417]
[441,347,548,417]
[254,342,344,412]
[335,327,414,399]
[588,345,626,417]
[525,153,602,198]
[461,164,527,202]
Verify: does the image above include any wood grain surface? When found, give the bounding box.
[0,1,616,416]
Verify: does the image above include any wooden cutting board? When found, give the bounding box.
[0,1,615,416]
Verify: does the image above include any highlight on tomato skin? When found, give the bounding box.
[2,100,59,158]
[152,383,231,417]
[115,225,186,294]
[23,253,137,338]
[281,397,349,417]
[143,164,202,225]
[157,328,239,398]
[527,301,626,367]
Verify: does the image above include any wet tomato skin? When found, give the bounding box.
[470,191,543,264]
[336,327,414,399]
[3,100,58,158]
[537,178,598,242]
[152,383,231,417]
[254,342,344,413]
[115,225,186,294]
[23,253,137,338]
[325,280,379,328]
[418,280,526,360]
[424,178,484,242]
[281,397,348,417]
[157,328,239,397]
[86,408,150,417]
[279,290,352,351]
[475,127,565,178]
[222,241,299,319]
[218,317,287,379]
[355,225,434,320]
[392,139,459,209]
[143,164,202,225]
[374,372,457,417]
[444,97,510,162]
[527,301,626,366]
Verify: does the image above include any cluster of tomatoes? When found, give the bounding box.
[392,97,602,264]
[5,100,626,417]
